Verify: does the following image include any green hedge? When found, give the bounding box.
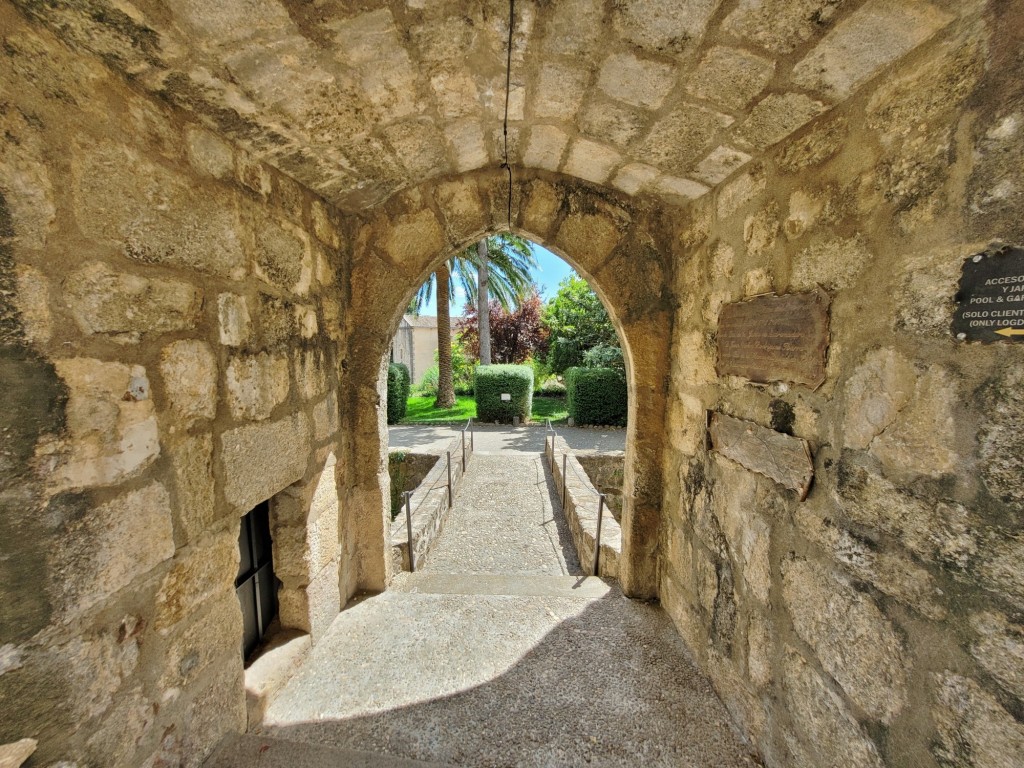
[474,364,533,423]
[566,367,627,426]
[386,362,410,424]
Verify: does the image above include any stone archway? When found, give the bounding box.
[338,170,675,600]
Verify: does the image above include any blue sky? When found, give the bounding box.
[416,241,575,317]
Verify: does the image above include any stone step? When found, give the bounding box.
[389,572,613,599]
[205,733,449,768]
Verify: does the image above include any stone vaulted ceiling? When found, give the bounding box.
[15,0,957,213]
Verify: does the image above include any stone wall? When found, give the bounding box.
[577,453,625,522]
[660,4,1024,766]
[0,7,351,764]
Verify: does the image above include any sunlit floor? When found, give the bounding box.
[206,429,755,767]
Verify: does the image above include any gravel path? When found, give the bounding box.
[420,453,580,575]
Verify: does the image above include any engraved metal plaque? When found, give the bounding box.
[952,245,1024,343]
[716,289,830,388]
[709,413,814,500]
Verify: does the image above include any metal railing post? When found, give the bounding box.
[404,490,415,572]
[446,450,453,510]
[594,494,605,577]
[461,430,467,472]
[561,452,568,510]
[470,418,474,450]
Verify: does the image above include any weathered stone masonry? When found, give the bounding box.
[1,0,1023,767]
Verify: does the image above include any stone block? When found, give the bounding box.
[65,262,201,338]
[717,170,766,219]
[736,93,827,151]
[784,189,824,239]
[218,293,252,348]
[0,105,55,251]
[533,63,589,121]
[869,366,958,478]
[842,348,916,449]
[182,663,246,768]
[597,52,676,109]
[970,612,1024,701]
[710,414,813,499]
[563,139,621,185]
[777,116,848,173]
[444,121,489,173]
[434,179,485,244]
[13,265,52,344]
[160,593,241,690]
[383,118,449,178]
[791,234,872,290]
[278,559,340,643]
[541,0,603,56]
[612,0,719,55]
[83,685,154,768]
[523,125,569,172]
[932,673,1024,767]
[155,530,238,632]
[0,739,36,768]
[687,47,775,111]
[381,209,444,267]
[782,557,908,723]
[170,433,218,544]
[293,349,329,402]
[578,100,649,148]
[723,0,844,55]
[742,204,779,259]
[160,340,217,423]
[52,482,174,621]
[640,105,734,175]
[795,505,946,620]
[310,200,341,249]
[610,163,660,195]
[519,180,563,240]
[252,217,312,295]
[650,175,710,202]
[783,648,884,768]
[220,413,311,514]
[747,613,773,689]
[185,127,234,179]
[52,358,160,489]
[792,0,953,100]
[313,392,339,442]
[225,352,290,421]
[73,141,245,278]
[977,365,1024,512]
[555,210,623,266]
[693,146,752,186]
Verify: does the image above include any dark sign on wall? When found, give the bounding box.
[716,289,830,388]
[952,245,1024,343]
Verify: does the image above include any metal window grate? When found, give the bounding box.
[235,500,278,660]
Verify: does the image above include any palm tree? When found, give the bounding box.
[410,235,536,408]
[475,234,533,365]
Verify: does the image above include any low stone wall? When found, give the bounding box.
[389,432,474,571]
[545,436,622,578]
[388,452,438,519]
[576,453,624,522]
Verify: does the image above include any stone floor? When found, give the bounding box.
[206,428,756,768]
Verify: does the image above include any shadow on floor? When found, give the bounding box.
[234,590,759,768]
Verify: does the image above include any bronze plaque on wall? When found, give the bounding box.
[716,290,830,388]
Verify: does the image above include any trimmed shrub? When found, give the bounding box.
[566,367,627,426]
[386,362,411,424]
[474,364,533,423]
[538,375,567,396]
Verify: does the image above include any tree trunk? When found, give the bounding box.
[434,263,456,408]
[477,238,491,365]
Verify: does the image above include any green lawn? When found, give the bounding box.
[401,395,568,424]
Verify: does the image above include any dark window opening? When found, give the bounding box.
[235,500,279,660]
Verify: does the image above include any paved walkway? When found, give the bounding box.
[388,423,626,455]
[207,428,756,768]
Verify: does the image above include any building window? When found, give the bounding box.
[235,500,279,660]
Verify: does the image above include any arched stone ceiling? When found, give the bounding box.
[14,0,957,213]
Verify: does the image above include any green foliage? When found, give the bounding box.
[583,343,624,371]
[543,275,619,373]
[539,376,567,396]
[474,364,534,423]
[387,363,411,424]
[451,338,476,395]
[565,366,627,426]
[414,364,439,396]
[529,357,550,392]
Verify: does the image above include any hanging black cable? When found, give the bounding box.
[501,0,515,230]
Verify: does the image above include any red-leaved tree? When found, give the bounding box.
[459,291,549,364]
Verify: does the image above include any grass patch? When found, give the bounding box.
[532,396,568,423]
[401,395,568,424]
[402,396,476,423]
